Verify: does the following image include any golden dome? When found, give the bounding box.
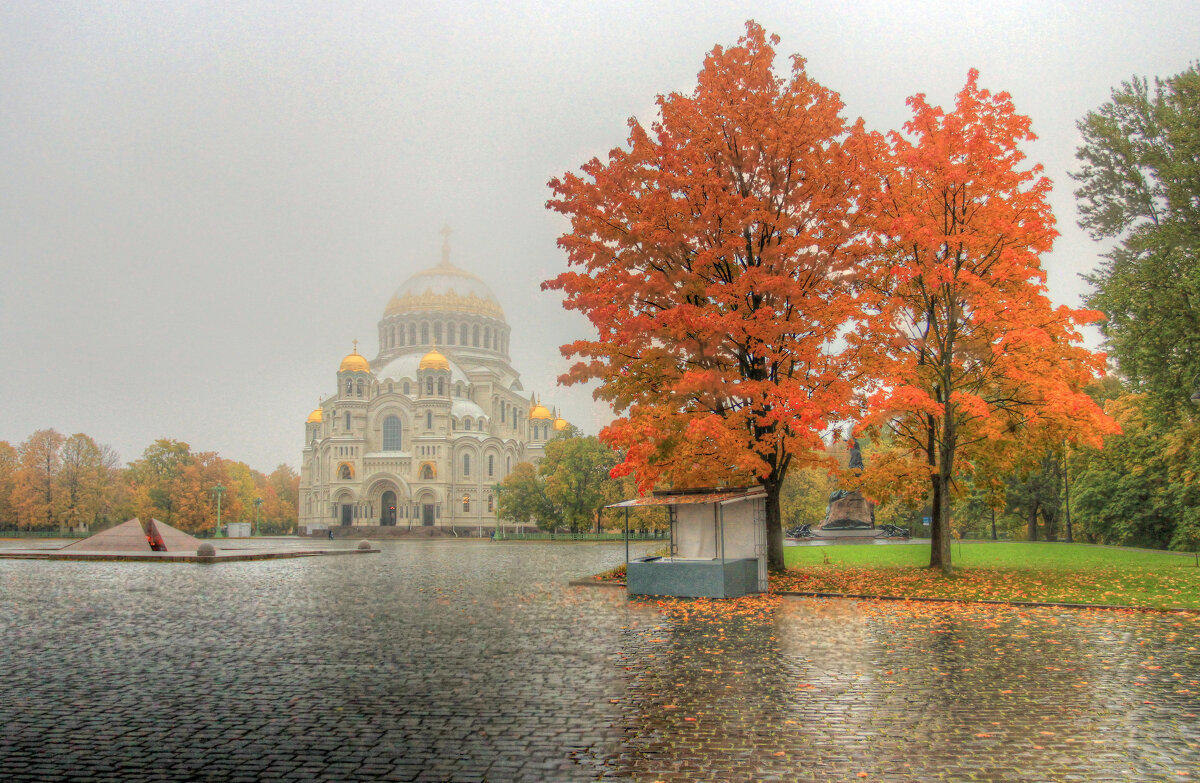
[530,397,553,420]
[339,343,371,373]
[419,347,450,371]
[553,416,569,431]
[306,408,324,424]
[383,230,505,321]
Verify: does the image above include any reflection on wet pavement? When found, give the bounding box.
[0,540,1196,781]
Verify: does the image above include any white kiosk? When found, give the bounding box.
[609,487,768,598]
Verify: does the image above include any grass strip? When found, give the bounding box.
[779,541,1200,610]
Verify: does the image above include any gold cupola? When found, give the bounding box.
[529,395,553,421]
[306,407,324,424]
[552,407,569,431]
[419,346,450,371]
[339,341,371,373]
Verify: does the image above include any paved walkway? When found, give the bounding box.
[0,540,1197,781]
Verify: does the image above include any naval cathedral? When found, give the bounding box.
[298,235,567,531]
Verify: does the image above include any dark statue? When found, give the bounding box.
[819,431,874,531]
[848,437,863,471]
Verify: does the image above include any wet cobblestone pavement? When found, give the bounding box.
[1,540,1198,781]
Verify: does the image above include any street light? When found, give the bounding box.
[254,497,263,537]
[212,484,225,538]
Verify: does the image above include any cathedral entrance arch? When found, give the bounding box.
[380,490,397,526]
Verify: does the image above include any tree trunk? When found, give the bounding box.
[926,412,953,576]
[764,478,785,573]
[1027,500,1039,541]
[931,466,954,576]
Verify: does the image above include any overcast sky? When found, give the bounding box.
[1,0,1197,471]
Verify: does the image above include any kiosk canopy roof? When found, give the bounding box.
[606,488,765,508]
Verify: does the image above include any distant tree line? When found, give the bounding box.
[0,431,299,535]
[495,426,666,535]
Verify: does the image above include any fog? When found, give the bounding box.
[2,0,1196,470]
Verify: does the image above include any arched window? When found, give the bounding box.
[462,495,470,512]
[487,455,494,477]
[505,456,511,474]
[425,377,434,395]
[460,324,468,345]
[437,378,444,395]
[387,382,393,393]
[345,412,351,431]
[426,411,433,429]
[403,381,410,395]
[501,405,506,423]
[462,419,469,431]
[383,415,402,451]
[345,379,353,396]
[447,323,456,345]
[462,453,470,476]
[396,325,404,346]
[338,464,352,480]
[484,329,491,349]
[420,463,434,480]
[472,325,480,347]
[356,379,364,397]
[434,322,443,344]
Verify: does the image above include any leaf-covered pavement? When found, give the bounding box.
[779,542,1200,609]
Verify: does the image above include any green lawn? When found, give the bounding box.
[775,541,1200,609]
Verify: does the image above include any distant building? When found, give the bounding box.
[298,232,567,530]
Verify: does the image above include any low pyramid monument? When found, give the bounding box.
[61,518,203,553]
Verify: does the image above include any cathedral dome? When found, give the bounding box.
[385,258,505,321]
[530,402,552,420]
[553,415,569,431]
[307,408,324,423]
[339,348,371,373]
[419,347,450,371]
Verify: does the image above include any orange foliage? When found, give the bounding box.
[544,22,871,569]
[852,71,1117,572]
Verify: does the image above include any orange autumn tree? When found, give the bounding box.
[854,71,1115,575]
[545,23,870,571]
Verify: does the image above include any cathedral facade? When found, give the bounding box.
[298,238,566,531]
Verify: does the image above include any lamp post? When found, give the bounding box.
[254,497,263,537]
[213,484,225,538]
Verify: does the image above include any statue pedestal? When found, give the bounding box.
[818,490,874,532]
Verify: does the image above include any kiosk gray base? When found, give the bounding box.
[627,556,760,598]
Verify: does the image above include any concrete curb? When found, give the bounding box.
[776,590,1200,614]
[567,578,625,588]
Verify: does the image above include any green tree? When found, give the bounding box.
[779,466,833,528]
[540,434,621,534]
[495,462,553,531]
[1070,393,1192,548]
[127,439,194,524]
[1074,63,1200,418]
[1004,450,1064,542]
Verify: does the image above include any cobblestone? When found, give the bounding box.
[1,540,1198,781]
